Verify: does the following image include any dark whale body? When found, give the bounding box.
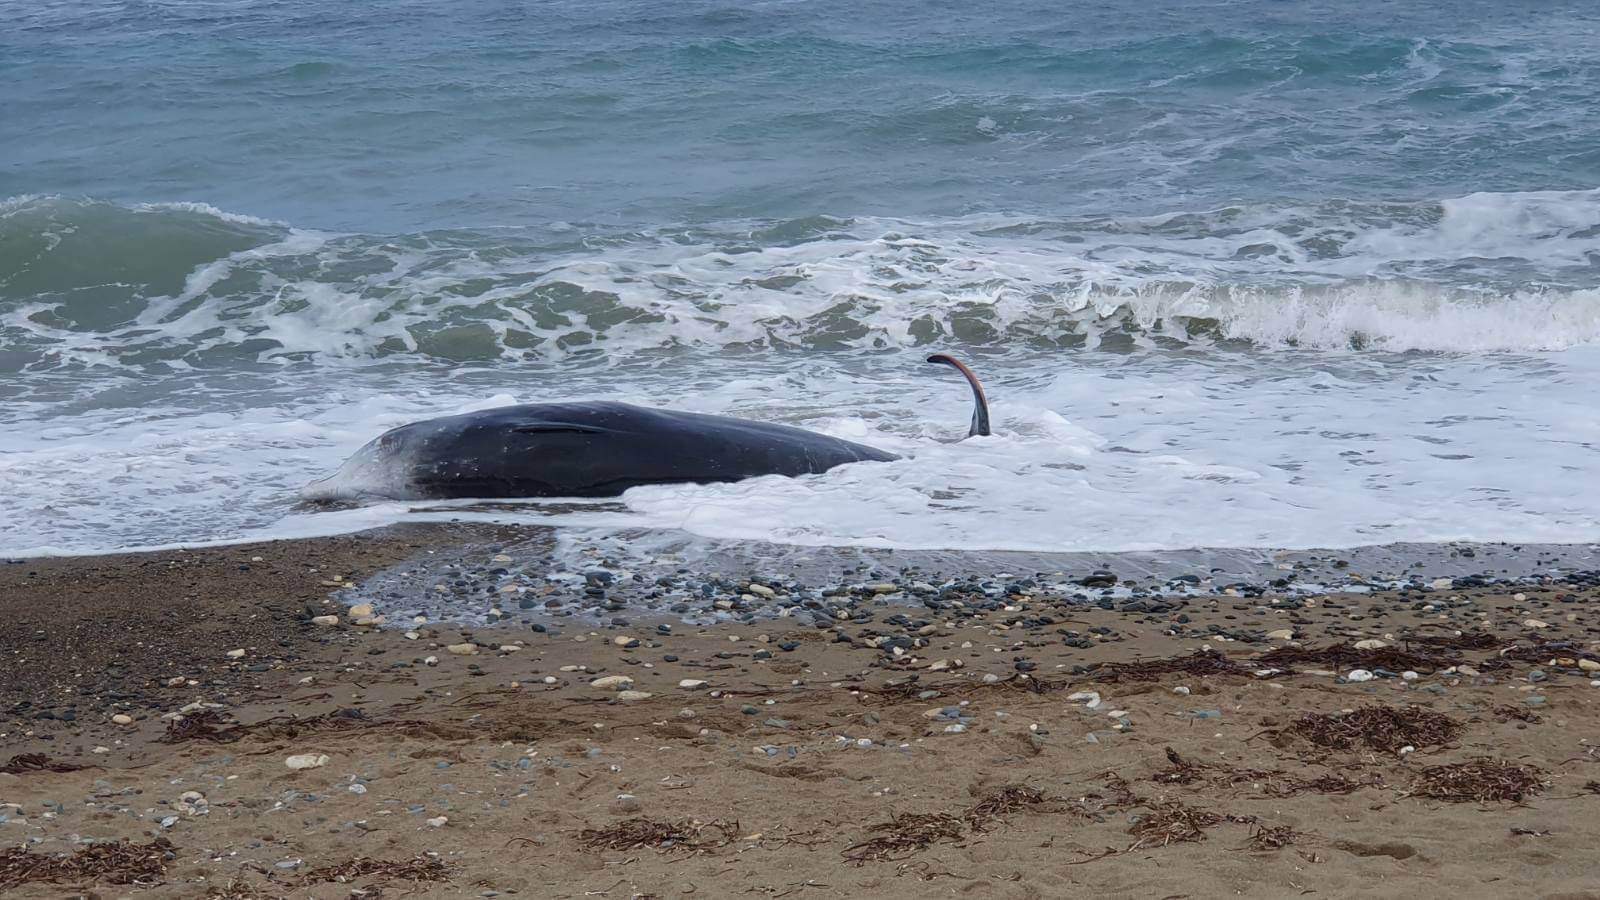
[306,401,898,501]
[305,355,990,502]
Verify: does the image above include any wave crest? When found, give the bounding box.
[3,191,1599,370]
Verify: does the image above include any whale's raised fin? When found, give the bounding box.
[512,422,609,435]
[926,354,991,438]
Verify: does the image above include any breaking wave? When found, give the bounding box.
[4,189,1600,373]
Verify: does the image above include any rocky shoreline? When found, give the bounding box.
[5,526,1600,897]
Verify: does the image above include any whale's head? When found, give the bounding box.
[301,423,426,502]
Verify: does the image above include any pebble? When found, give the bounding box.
[590,675,634,691]
[747,583,776,598]
[677,679,708,690]
[1265,629,1294,641]
[1401,671,1419,681]
[1354,639,1388,650]
[349,603,374,617]
[1525,619,1551,629]
[1581,660,1600,672]
[225,648,246,659]
[1345,669,1375,682]
[426,816,449,827]
[1067,690,1102,709]
[611,794,642,813]
[285,753,329,770]
[616,690,654,701]
[311,615,339,626]
[445,643,479,656]
[111,714,133,726]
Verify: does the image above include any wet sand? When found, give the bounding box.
[5,527,1600,898]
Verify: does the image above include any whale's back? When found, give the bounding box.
[303,401,895,501]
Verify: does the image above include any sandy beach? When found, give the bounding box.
[5,527,1600,898]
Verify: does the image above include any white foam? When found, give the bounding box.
[7,346,1600,556]
[8,191,1600,556]
[7,190,1600,370]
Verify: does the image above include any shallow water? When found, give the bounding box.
[5,1,1600,556]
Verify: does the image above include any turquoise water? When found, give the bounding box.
[5,1,1600,554]
[10,0,1600,229]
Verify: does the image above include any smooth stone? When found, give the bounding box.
[285,753,329,770]
[446,644,479,655]
[590,675,634,691]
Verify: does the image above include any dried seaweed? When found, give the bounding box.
[1266,772,1383,797]
[1403,630,1499,650]
[844,785,1054,864]
[579,818,738,854]
[1152,748,1378,797]
[1492,704,1543,724]
[963,785,1050,831]
[1489,640,1597,666]
[1402,631,1500,651]
[300,855,450,884]
[0,838,175,890]
[1276,705,1461,753]
[162,709,243,743]
[1244,825,1302,851]
[1255,643,1457,673]
[1127,801,1248,849]
[161,708,480,745]
[842,813,968,863]
[1408,758,1546,803]
[0,753,86,775]
[1089,650,1251,684]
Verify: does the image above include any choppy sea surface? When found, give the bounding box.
[5,0,1600,557]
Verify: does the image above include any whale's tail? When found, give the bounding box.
[926,354,991,438]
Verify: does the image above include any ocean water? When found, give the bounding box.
[5,0,1600,556]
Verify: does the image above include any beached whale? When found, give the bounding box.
[303,354,990,501]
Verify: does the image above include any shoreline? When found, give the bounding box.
[6,527,1600,896]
